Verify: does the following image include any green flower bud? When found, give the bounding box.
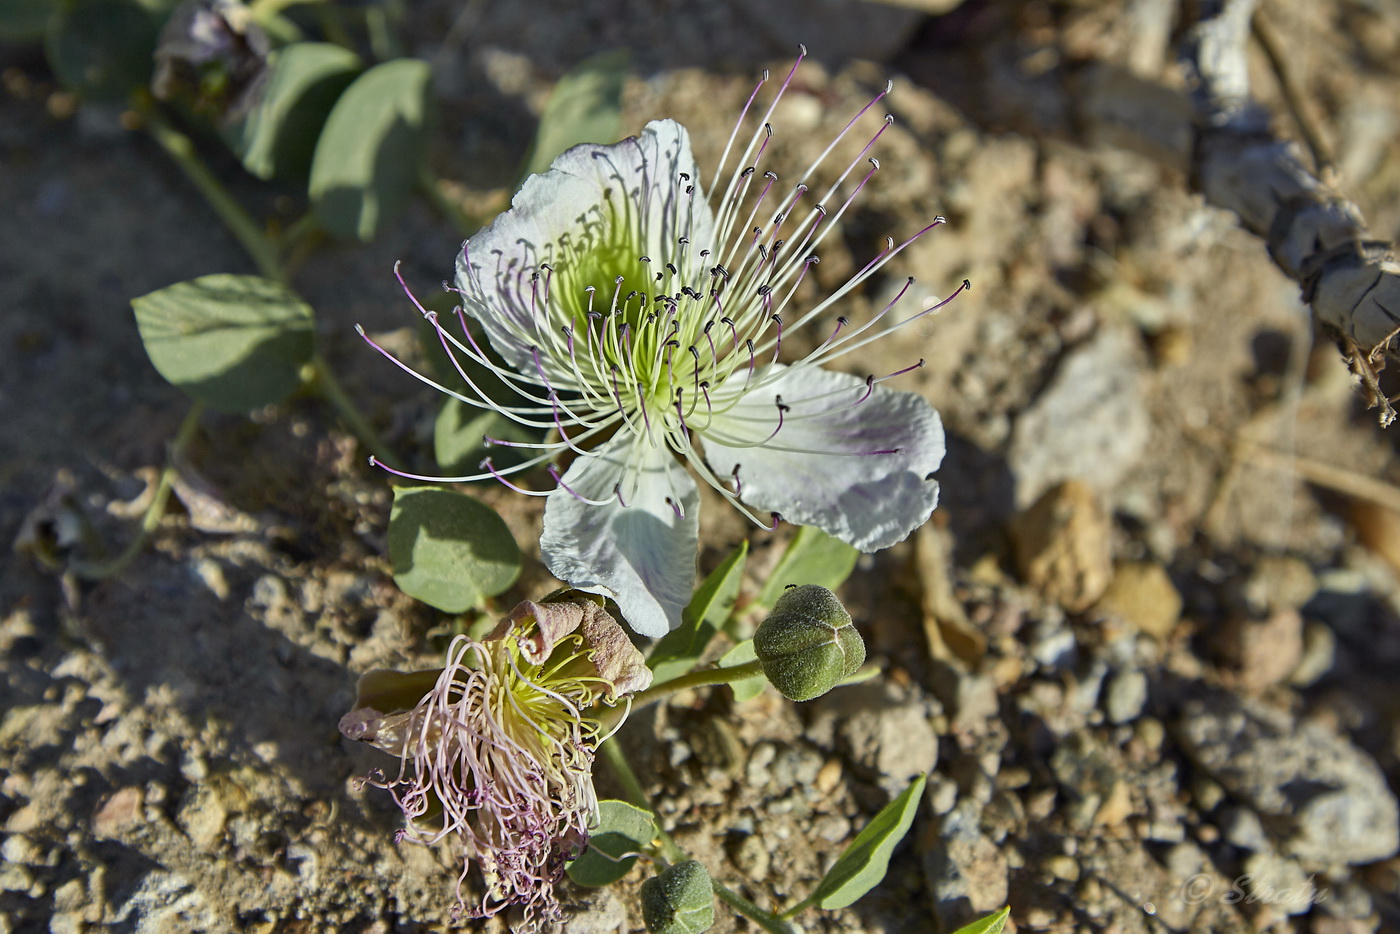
[641,860,715,934]
[753,584,865,701]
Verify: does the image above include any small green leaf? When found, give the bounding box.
[718,639,764,702]
[755,526,859,609]
[522,49,629,180]
[433,399,526,476]
[309,58,433,241]
[0,0,57,41]
[649,542,747,683]
[47,0,158,102]
[949,907,1011,934]
[641,860,715,934]
[226,41,360,180]
[388,487,521,613]
[131,274,315,412]
[567,800,657,887]
[811,774,926,910]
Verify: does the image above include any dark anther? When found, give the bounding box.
[639,255,651,263]
[784,583,798,590]
[869,158,880,170]
[764,124,772,137]
[884,113,894,124]
[837,315,849,326]
[741,166,756,178]
[757,285,772,295]
[764,170,777,181]
[615,275,625,284]
[679,173,690,181]
[678,236,689,245]
[806,255,820,265]
[666,263,678,275]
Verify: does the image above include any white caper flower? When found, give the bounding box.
[367,49,961,637]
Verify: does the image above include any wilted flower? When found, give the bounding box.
[152,0,270,120]
[367,48,963,637]
[340,596,650,928]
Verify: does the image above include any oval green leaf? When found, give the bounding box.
[649,541,747,683]
[422,313,545,475]
[566,799,657,887]
[388,486,520,613]
[755,525,858,609]
[46,0,158,102]
[641,860,715,934]
[131,274,315,412]
[522,49,629,180]
[718,639,765,703]
[226,41,361,180]
[812,773,926,910]
[949,907,1011,934]
[309,58,433,241]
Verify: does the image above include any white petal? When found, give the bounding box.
[700,365,944,551]
[455,119,715,377]
[540,435,699,638]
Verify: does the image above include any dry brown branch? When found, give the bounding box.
[1184,0,1400,425]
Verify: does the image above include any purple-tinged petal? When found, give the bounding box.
[700,364,944,551]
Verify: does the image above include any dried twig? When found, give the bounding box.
[1184,0,1400,425]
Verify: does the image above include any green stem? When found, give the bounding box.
[598,738,796,934]
[75,401,205,581]
[308,355,404,471]
[778,894,817,921]
[142,106,284,284]
[418,168,480,238]
[714,884,798,934]
[276,212,321,256]
[594,659,764,730]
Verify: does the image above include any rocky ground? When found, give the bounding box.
[3,0,1400,932]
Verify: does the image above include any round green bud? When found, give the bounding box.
[641,859,714,934]
[753,584,865,702]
